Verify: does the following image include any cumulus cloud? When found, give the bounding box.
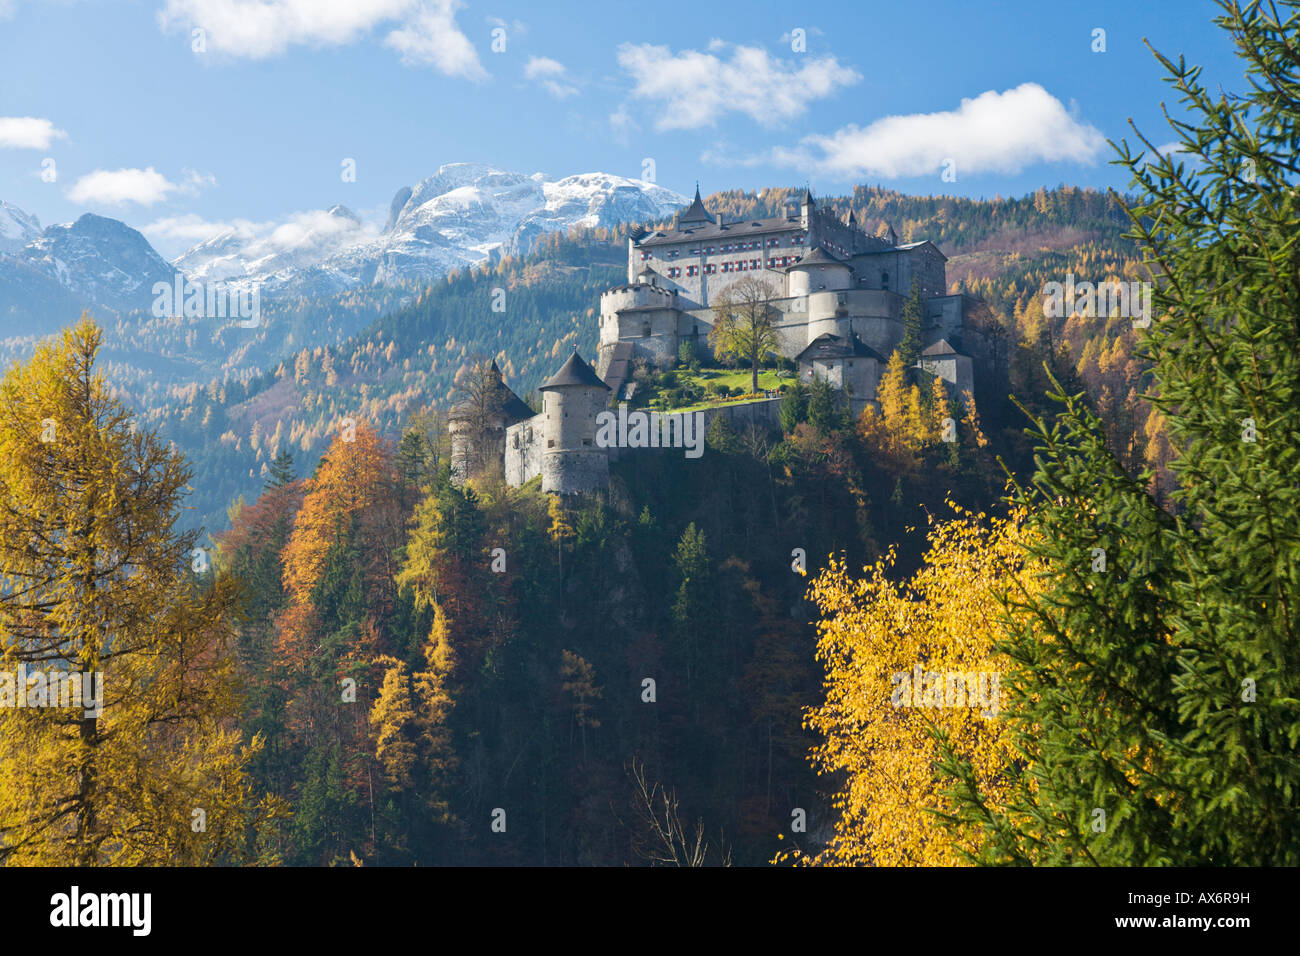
[770,83,1106,178]
[158,0,487,79]
[384,0,488,79]
[524,56,578,99]
[67,167,188,206]
[0,116,67,150]
[616,41,859,131]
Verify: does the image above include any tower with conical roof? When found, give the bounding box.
[448,360,534,486]
[537,350,611,494]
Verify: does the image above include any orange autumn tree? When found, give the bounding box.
[784,504,1042,866]
[277,420,406,666]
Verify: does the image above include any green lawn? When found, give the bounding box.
[644,366,791,413]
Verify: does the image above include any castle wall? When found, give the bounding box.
[543,450,608,495]
[925,293,966,341]
[918,354,975,407]
[505,415,544,486]
[800,357,882,416]
[698,396,783,435]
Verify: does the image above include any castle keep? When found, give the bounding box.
[452,187,987,495]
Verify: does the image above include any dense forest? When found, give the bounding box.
[1,0,1296,869]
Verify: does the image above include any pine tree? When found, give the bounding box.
[265,447,297,490]
[898,276,924,368]
[944,0,1300,865]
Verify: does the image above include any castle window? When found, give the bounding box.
[882,270,889,290]
[642,323,651,337]
[582,438,592,446]
[768,237,779,247]
[512,434,519,448]
[641,251,651,260]
[548,439,555,448]
[793,235,805,245]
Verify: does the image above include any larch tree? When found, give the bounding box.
[788,507,1038,866]
[0,317,278,865]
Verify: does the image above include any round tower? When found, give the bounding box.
[786,245,852,297]
[538,351,611,495]
[447,360,533,486]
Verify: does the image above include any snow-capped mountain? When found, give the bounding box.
[175,164,688,297]
[174,204,370,286]
[19,214,179,314]
[0,200,41,253]
[0,165,686,333]
[0,211,180,331]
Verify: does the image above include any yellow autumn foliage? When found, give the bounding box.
[787,503,1042,866]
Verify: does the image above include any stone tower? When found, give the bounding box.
[448,360,533,486]
[538,350,611,495]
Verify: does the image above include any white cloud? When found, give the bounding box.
[158,0,487,78]
[67,167,185,206]
[616,41,859,131]
[770,83,1106,179]
[159,0,410,57]
[149,207,376,268]
[247,209,370,258]
[383,0,488,79]
[143,213,270,245]
[0,116,67,149]
[66,166,214,207]
[524,56,578,99]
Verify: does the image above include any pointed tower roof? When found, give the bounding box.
[448,362,534,423]
[787,244,849,269]
[802,188,815,207]
[540,351,610,391]
[920,338,962,357]
[677,185,714,226]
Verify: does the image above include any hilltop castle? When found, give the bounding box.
[451,187,988,495]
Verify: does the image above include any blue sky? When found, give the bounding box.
[0,0,1243,257]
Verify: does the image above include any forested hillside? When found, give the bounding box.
[142,184,1160,537]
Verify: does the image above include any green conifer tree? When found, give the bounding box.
[941,0,1300,865]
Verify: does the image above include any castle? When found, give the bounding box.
[451,187,988,495]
